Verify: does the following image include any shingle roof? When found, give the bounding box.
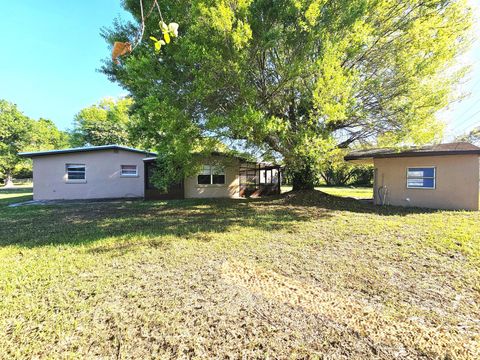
[19,145,157,158]
[344,142,480,161]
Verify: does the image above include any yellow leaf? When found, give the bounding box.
[163,31,171,44]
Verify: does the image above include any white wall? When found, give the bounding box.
[32,149,147,200]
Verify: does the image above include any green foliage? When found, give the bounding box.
[30,118,70,151]
[319,149,373,186]
[0,100,69,183]
[102,0,473,188]
[0,100,32,183]
[70,97,137,147]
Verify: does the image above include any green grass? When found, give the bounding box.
[282,185,373,199]
[0,187,33,206]
[0,188,479,358]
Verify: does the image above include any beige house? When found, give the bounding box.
[20,145,155,200]
[345,142,480,210]
[20,146,281,201]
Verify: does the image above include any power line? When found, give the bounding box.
[454,109,480,134]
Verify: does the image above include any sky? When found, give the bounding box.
[0,1,131,131]
[442,0,480,140]
[0,0,479,140]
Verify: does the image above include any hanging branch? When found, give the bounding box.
[112,0,179,64]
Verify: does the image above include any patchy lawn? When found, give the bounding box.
[0,188,479,359]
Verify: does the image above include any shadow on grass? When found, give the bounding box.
[0,190,444,249]
[275,190,441,216]
[0,197,330,248]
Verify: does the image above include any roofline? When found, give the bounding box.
[344,149,480,161]
[143,152,251,163]
[19,145,157,158]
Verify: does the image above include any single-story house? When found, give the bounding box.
[19,145,281,201]
[345,142,480,210]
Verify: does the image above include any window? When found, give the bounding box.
[198,166,212,184]
[212,165,225,184]
[197,165,225,185]
[121,165,138,177]
[66,164,85,181]
[260,169,279,185]
[407,167,435,189]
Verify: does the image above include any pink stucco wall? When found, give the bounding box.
[32,149,146,200]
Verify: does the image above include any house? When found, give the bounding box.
[19,145,281,201]
[345,142,480,210]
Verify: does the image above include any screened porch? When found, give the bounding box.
[239,162,282,197]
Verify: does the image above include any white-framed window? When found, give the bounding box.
[197,165,225,185]
[66,164,86,182]
[406,167,435,189]
[121,165,138,177]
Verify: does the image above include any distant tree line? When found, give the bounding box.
[0,100,69,186]
[0,97,139,186]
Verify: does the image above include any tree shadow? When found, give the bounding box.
[0,197,333,248]
[0,190,448,249]
[271,190,443,217]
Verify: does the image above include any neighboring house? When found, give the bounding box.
[20,145,281,201]
[345,142,480,210]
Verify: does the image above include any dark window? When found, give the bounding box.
[121,165,138,176]
[197,174,212,184]
[197,165,225,185]
[212,175,225,184]
[66,164,85,181]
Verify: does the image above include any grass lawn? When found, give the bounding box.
[282,185,373,199]
[0,186,33,206]
[0,187,479,358]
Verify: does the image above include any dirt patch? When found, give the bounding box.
[222,259,480,359]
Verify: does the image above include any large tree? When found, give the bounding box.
[31,118,70,150]
[70,97,137,147]
[0,100,32,186]
[102,0,472,190]
[0,100,69,186]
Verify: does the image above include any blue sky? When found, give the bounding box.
[0,1,479,140]
[0,1,131,131]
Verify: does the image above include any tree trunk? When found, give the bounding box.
[3,171,14,188]
[291,166,316,191]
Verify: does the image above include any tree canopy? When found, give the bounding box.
[70,97,138,147]
[0,100,69,186]
[102,0,473,189]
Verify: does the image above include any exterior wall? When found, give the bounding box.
[374,155,480,210]
[32,149,147,200]
[184,161,240,198]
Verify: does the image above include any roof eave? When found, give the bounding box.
[345,150,480,162]
[19,145,156,158]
